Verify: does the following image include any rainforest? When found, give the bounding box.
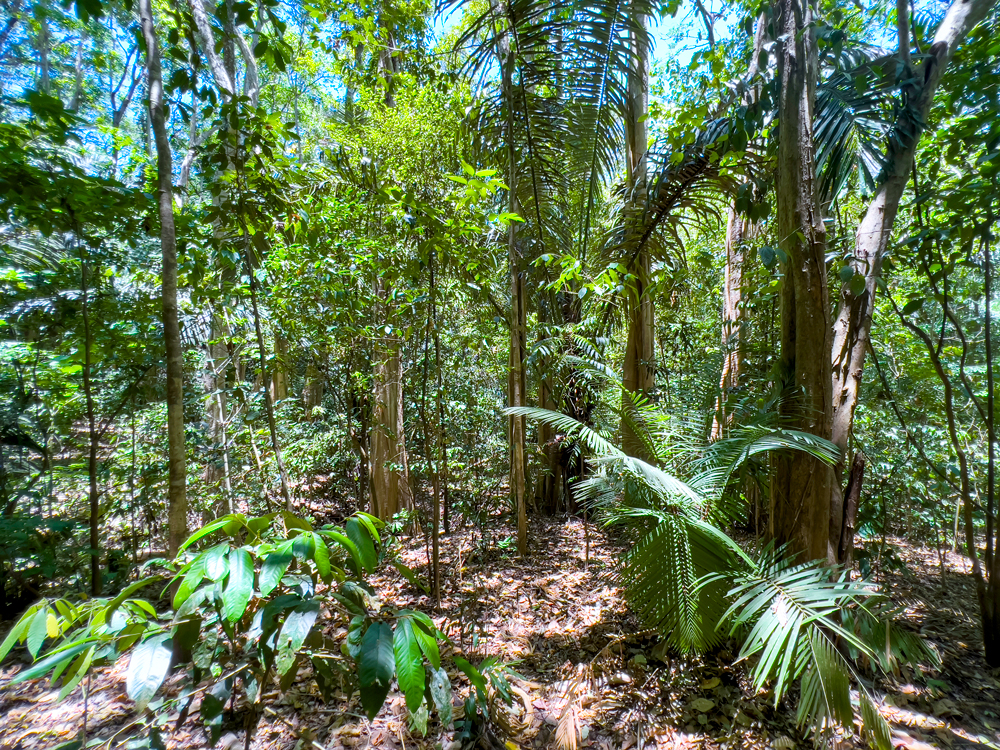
[0,0,999,747]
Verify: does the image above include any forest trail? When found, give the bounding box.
[0,519,998,750]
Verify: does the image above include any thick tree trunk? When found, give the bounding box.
[711,207,751,440]
[141,0,187,557]
[621,8,654,460]
[770,0,836,563]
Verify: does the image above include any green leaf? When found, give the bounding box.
[260,551,293,597]
[410,613,440,669]
[347,517,376,573]
[901,298,924,315]
[394,618,424,711]
[172,555,207,611]
[310,533,332,582]
[105,577,160,620]
[27,607,50,658]
[358,622,394,719]
[430,666,452,726]
[0,607,37,663]
[319,528,362,571]
[453,656,487,697]
[223,548,254,623]
[275,600,320,677]
[849,272,867,296]
[12,640,94,684]
[126,634,172,709]
[178,515,244,555]
[393,560,429,594]
[838,265,854,283]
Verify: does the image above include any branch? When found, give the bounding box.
[188,0,235,97]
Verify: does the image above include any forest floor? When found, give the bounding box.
[1,516,999,750]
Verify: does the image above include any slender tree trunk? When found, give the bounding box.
[837,451,865,569]
[370,278,413,520]
[303,362,323,420]
[770,0,836,563]
[140,0,187,557]
[621,7,654,460]
[270,334,288,403]
[984,228,999,665]
[711,207,750,439]
[502,41,528,555]
[203,313,230,516]
[79,249,101,595]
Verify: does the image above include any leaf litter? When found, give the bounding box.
[0,521,998,749]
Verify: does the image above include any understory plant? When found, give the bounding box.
[0,511,492,748]
[510,392,938,749]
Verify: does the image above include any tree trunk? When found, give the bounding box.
[370,278,413,520]
[203,313,230,516]
[769,0,836,563]
[503,42,528,555]
[141,0,187,557]
[303,362,323,420]
[828,0,997,549]
[79,249,101,595]
[711,207,750,440]
[270,334,288,403]
[837,451,865,569]
[621,7,654,460]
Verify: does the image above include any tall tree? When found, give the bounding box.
[769,0,836,562]
[621,2,654,460]
[140,0,187,556]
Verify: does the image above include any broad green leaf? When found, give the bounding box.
[393,560,429,594]
[27,607,50,658]
[0,607,36,663]
[204,543,230,581]
[319,528,362,571]
[58,645,94,700]
[12,640,94,684]
[430,666,452,726]
[394,618,424,711]
[409,613,440,669]
[347,517,376,573]
[223,548,254,623]
[310,533,332,582]
[172,555,207,611]
[126,634,172,709]
[358,621,394,719]
[275,601,320,677]
[260,551,293,596]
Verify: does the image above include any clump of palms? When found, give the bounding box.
[509,377,936,748]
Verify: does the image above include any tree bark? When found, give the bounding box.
[837,451,865,570]
[711,207,751,440]
[621,5,655,460]
[303,362,323,419]
[770,0,836,563]
[502,39,528,555]
[140,0,188,557]
[79,248,101,595]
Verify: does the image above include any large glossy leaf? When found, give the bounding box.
[358,621,394,719]
[430,666,453,727]
[393,618,424,711]
[260,550,293,597]
[126,634,172,709]
[275,600,320,677]
[347,517,376,573]
[223,548,254,623]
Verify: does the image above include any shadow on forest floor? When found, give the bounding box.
[0,520,998,750]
